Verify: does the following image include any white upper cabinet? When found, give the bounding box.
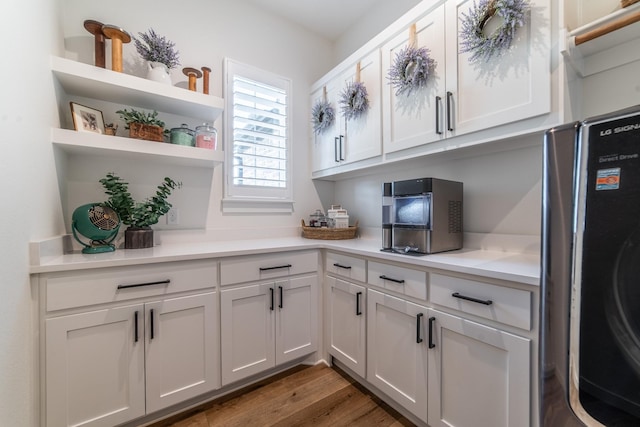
[381,4,447,153]
[310,49,382,174]
[444,0,551,138]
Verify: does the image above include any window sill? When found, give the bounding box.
[221,198,295,214]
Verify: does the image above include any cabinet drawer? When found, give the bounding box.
[326,252,366,282]
[220,250,318,286]
[367,261,427,300]
[430,273,531,330]
[45,260,217,312]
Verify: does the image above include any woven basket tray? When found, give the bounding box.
[301,219,358,240]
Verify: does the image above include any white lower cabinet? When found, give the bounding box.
[366,287,531,426]
[427,309,531,427]
[220,275,318,385]
[45,292,218,427]
[367,289,429,422]
[327,276,366,377]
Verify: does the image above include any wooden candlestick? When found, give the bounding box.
[183,67,202,91]
[201,67,211,94]
[102,25,131,72]
[84,20,106,68]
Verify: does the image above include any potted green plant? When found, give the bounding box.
[134,28,180,85]
[99,173,181,249]
[116,108,167,142]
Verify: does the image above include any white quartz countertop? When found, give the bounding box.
[30,237,540,286]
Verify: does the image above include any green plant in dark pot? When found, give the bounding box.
[99,172,181,249]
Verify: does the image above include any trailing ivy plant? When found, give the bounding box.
[99,173,181,228]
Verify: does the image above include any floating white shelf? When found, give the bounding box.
[52,128,223,169]
[562,3,640,77]
[51,56,224,123]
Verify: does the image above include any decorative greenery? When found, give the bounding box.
[459,0,530,63]
[311,99,335,134]
[133,28,180,69]
[339,81,369,120]
[388,45,436,96]
[116,108,165,130]
[99,173,181,228]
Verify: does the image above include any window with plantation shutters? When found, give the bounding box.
[223,59,292,211]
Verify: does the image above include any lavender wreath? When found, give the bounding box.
[459,0,530,63]
[388,45,436,97]
[339,81,369,120]
[311,99,335,134]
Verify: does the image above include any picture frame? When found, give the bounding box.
[70,102,105,134]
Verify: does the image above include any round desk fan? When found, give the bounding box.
[72,203,121,254]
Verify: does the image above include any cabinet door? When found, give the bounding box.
[382,3,447,154]
[145,292,219,413]
[427,309,531,427]
[444,0,550,137]
[327,277,366,377]
[310,79,343,172]
[276,275,318,364]
[338,49,382,164]
[367,289,428,422]
[220,283,275,385]
[46,304,145,427]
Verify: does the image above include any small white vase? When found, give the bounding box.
[146,61,172,85]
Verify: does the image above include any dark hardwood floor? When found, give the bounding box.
[148,364,415,427]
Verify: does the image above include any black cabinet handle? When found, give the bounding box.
[356,291,362,316]
[452,292,493,306]
[259,264,292,272]
[435,95,442,135]
[117,279,170,289]
[270,287,274,311]
[446,91,454,131]
[333,263,352,270]
[379,275,405,284]
[335,137,340,163]
[428,316,436,349]
[416,313,424,344]
[278,286,283,309]
[150,309,155,340]
[134,311,139,343]
[339,135,345,161]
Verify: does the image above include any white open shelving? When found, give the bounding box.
[562,3,640,77]
[51,56,224,168]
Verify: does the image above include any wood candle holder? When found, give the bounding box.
[201,67,211,94]
[84,20,106,68]
[183,67,202,91]
[102,25,131,72]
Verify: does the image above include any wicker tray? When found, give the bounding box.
[301,219,358,240]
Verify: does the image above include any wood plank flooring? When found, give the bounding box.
[148,364,415,427]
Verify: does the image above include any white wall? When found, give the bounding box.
[333,0,422,63]
[0,0,62,425]
[58,0,335,240]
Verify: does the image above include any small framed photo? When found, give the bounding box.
[70,102,105,134]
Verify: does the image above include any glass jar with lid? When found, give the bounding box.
[195,123,217,150]
[170,123,195,146]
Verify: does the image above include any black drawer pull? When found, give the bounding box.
[452,292,493,306]
[278,286,284,309]
[134,311,139,343]
[270,287,275,311]
[428,316,436,349]
[435,95,442,135]
[379,275,405,284]
[333,263,352,270]
[117,279,171,289]
[259,264,292,272]
[416,313,424,344]
[150,309,155,340]
[356,291,362,316]
[446,91,454,131]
